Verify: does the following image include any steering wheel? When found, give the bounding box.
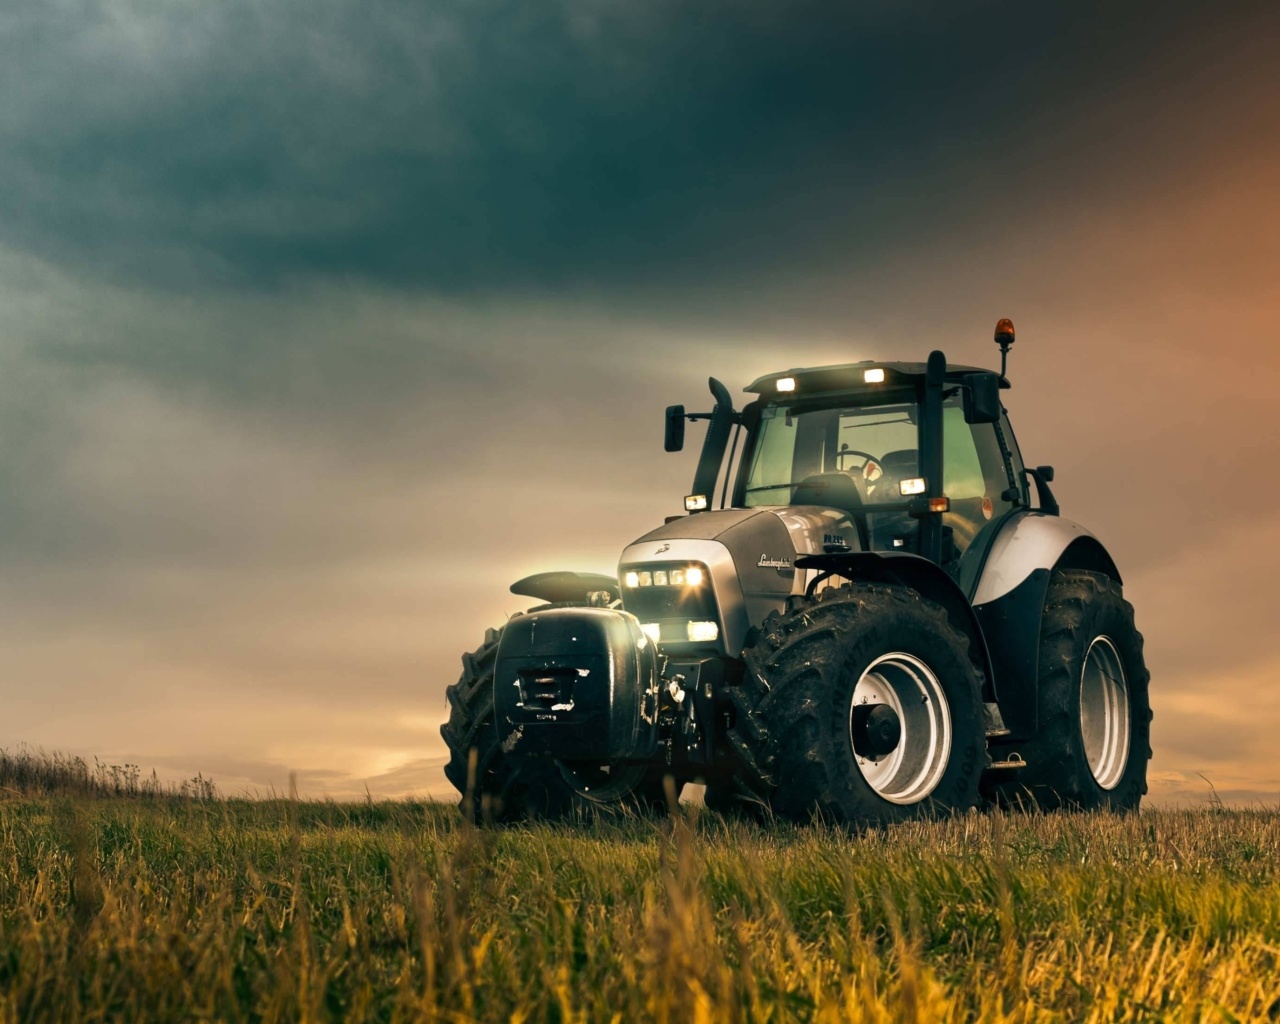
[835,447,882,481]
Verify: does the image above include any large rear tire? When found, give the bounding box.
[990,570,1151,812]
[725,583,987,827]
[440,614,669,823]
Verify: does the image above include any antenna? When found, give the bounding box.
[994,318,1015,378]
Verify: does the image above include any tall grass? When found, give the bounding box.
[0,747,215,801]
[0,756,1277,1021]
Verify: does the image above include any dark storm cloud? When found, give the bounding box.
[4,0,1257,293]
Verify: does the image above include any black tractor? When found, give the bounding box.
[441,321,1150,825]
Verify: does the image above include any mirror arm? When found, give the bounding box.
[1023,467,1060,517]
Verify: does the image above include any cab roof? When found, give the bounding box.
[744,360,1010,396]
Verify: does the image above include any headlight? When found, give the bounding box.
[620,562,720,648]
[686,621,719,642]
[624,563,707,588]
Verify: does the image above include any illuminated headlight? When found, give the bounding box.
[686,620,719,643]
[640,623,662,644]
[684,494,708,512]
[864,368,886,384]
[899,477,927,496]
[776,377,796,392]
[623,563,707,588]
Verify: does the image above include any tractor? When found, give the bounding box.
[440,321,1150,825]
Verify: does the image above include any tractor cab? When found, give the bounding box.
[731,361,1029,595]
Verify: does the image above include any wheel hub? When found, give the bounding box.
[851,703,902,759]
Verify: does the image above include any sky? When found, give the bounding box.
[1,0,1278,804]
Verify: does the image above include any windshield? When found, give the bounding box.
[742,395,920,509]
[738,391,1027,580]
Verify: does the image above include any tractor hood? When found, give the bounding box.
[617,505,860,655]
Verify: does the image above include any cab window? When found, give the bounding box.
[942,397,1021,590]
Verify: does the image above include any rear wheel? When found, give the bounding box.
[990,570,1150,811]
[726,583,987,827]
[440,614,669,822]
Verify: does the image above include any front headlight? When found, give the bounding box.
[624,563,707,588]
[621,561,721,648]
[685,620,719,642]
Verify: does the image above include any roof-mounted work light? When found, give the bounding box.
[863,368,885,384]
[776,377,796,392]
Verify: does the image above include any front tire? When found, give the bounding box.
[991,570,1151,811]
[726,583,987,827]
[440,615,669,823]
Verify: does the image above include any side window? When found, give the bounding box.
[942,406,985,499]
[941,401,1020,578]
[744,407,797,504]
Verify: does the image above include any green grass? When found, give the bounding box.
[0,763,1278,1021]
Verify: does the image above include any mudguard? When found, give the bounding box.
[972,512,1120,605]
[794,551,997,705]
[972,512,1123,738]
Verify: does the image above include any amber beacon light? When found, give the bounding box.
[994,318,1015,377]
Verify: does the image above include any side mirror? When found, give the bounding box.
[1023,466,1060,516]
[664,405,686,452]
[962,373,1001,424]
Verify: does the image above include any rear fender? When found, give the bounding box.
[971,513,1123,738]
[972,512,1120,605]
[794,551,997,704]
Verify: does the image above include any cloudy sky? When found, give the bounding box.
[2,0,1277,803]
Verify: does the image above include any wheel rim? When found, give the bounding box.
[1079,635,1130,790]
[848,652,952,805]
[556,761,648,803]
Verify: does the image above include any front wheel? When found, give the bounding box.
[990,570,1151,811]
[727,583,987,827]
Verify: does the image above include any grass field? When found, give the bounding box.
[1,754,1278,1022]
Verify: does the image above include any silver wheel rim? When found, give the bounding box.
[849,652,952,805]
[1080,636,1130,790]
